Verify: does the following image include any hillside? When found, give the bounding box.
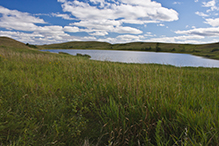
[0,37,219,59]
[0,37,30,49]
[41,41,112,50]
[0,37,42,54]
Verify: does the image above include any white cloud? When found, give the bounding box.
[63,26,80,32]
[117,34,144,39]
[89,31,108,36]
[202,0,219,11]
[0,6,46,24]
[195,11,209,17]
[157,24,165,26]
[120,19,159,24]
[0,30,98,44]
[195,0,199,2]
[145,35,205,44]
[97,34,146,44]
[58,0,178,35]
[175,27,219,36]
[113,26,143,34]
[0,6,84,44]
[116,34,144,42]
[51,13,75,20]
[203,0,215,7]
[0,6,46,31]
[70,19,143,35]
[173,2,182,5]
[97,34,206,44]
[57,0,66,3]
[71,19,121,31]
[205,18,219,26]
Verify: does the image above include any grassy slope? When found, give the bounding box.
[1,37,219,145]
[41,41,112,50]
[0,37,30,49]
[41,40,219,60]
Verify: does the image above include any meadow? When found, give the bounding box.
[1,37,219,145]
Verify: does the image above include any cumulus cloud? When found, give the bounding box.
[175,27,219,36]
[63,26,80,32]
[0,30,98,44]
[205,18,219,26]
[97,34,146,44]
[0,4,98,44]
[145,35,205,44]
[0,6,83,44]
[173,2,182,5]
[89,31,108,36]
[202,0,219,12]
[157,24,165,27]
[0,6,46,31]
[113,26,143,34]
[116,34,145,42]
[97,34,206,44]
[51,13,75,20]
[58,0,178,35]
[195,11,209,17]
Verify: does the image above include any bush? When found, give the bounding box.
[211,48,219,52]
[171,48,176,52]
[26,43,37,48]
[76,53,91,58]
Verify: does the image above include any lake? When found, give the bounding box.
[42,49,219,68]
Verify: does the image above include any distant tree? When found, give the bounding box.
[171,48,176,52]
[156,43,161,52]
[211,48,219,52]
[26,43,37,48]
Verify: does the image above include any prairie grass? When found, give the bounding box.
[0,45,219,145]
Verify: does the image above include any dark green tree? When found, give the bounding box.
[156,43,161,52]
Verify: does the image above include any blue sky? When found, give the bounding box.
[0,0,219,45]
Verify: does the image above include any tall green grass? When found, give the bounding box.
[0,46,219,145]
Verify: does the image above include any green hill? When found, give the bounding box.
[0,37,41,54]
[0,37,219,59]
[41,41,112,50]
[0,37,30,49]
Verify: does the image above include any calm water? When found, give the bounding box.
[42,49,219,68]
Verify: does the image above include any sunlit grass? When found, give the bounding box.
[0,45,219,145]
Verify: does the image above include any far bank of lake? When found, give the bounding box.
[42,49,219,68]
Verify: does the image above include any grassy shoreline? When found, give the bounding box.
[1,37,219,145]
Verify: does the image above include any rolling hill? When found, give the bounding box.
[0,37,30,49]
[40,40,219,59]
[1,37,219,59]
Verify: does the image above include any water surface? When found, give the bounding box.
[42,49,219,68]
